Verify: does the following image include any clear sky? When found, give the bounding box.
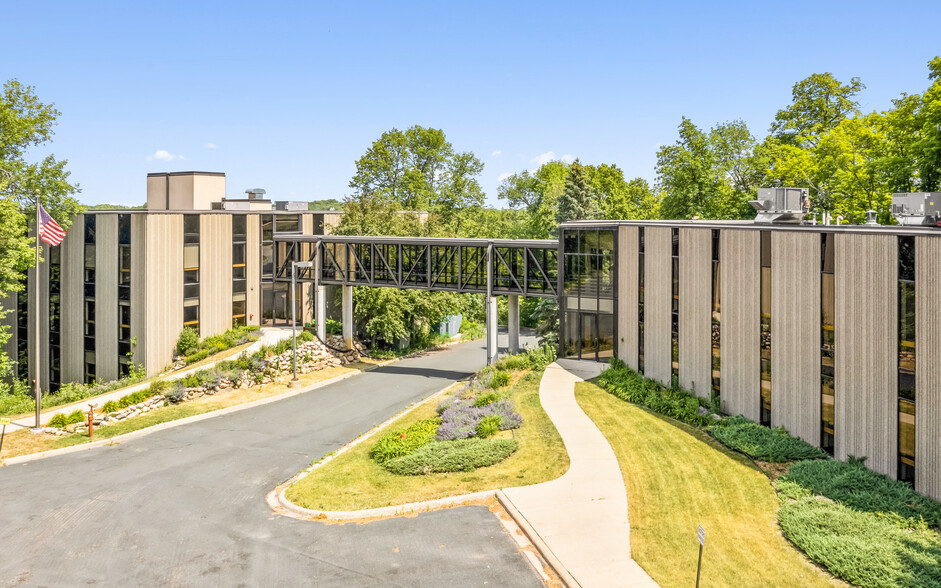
[4,0,940,207]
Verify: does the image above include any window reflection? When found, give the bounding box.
[561,228,617,362]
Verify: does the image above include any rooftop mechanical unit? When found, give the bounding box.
[748,187,809,224]
[891,192,941,226]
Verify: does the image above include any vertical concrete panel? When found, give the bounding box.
[27,238,50,390]
[720,229,760,421]
[130,215,147,376]
[617,226,638,369]
[245,214,261,326]
[94,215,118,383]
[834,233,897,478]
[60,214,85,383]
[679,228,711,398]
[771,231,821,444]
[144,215,183,375]
[199,215,233,337]
[916,236,941,500]
[644,227,672,386]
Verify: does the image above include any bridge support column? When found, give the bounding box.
[342,285,354,350]
[486,296,498,365]
[315,285,326,341]
[507,295,520,355]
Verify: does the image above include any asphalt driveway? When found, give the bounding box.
[0,338,543,587]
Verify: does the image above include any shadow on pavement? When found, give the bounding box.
[369,364,474,381]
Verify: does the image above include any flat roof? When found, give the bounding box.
[276,234,558,248]
[558,218,941,237]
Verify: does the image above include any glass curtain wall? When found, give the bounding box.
[83,215,96,383]
[760,231,772,427]
[561,228,616,361]
[898,236,916,484]
[638,228,645,373]
[711,229,720,403]
[232,216,247,326]
[118,214,132,375]
[49,245,61,391]
[183,215,200,334]
[262,214,302,326]
[671,228,679,386]
[821,233,835,454]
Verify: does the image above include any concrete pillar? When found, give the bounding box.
[508,295,520,355]
[342,285,353,349]
[315,285,326,341]
[486,296,498,365]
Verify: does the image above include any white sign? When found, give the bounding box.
[697,525,705,546]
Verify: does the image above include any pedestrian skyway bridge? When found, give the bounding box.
[273,235,560,363]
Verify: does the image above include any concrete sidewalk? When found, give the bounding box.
[8,327,293,430]
[500,360,658,588]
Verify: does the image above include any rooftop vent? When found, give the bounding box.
[748,187,809,224]
[245,188,267,200]
[890,192,941,226]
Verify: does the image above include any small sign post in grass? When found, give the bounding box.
[696,524,705,588]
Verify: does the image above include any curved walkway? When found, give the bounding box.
[500,360,658,588]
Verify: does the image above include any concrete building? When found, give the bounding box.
[557,219,939,500]
[4,172,343,391]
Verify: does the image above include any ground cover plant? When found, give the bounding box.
[0,372,149,418]
[596,359,712,426]
[177,325,261,365]
[710,416,828,463]
[775,458,941,587]
[285,347,567,511]
[574,380,836,587]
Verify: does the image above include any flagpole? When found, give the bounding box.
[32,190,41,432]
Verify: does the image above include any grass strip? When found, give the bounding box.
[284,369,568,511]
[575,380,837,588]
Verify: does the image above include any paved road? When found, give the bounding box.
[0,338,542,587]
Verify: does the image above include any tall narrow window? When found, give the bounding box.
[821,233,835,454]
[638,228,645,374]
[49,245,61,390]
[711,229,720,404]
[16,277,28,379]
[232,215,247,326]
[118,214,132,376]
[898,236,916,484]
[183,215,200,334]
[671,228,679,386]
[84,215,96,384]
[760,230,771,427]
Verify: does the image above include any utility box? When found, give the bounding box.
[749,187,809,224]
[891,192,941,226]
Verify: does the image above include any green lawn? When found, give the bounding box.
[285,369,569,511]
[574,381,838,588]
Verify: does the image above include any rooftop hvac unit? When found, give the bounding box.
[275,201,308,211]
[748,187,809,224]
[891,193,941,226]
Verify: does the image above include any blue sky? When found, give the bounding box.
[4,0,940,207]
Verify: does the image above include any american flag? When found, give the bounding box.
[38,203,66,246]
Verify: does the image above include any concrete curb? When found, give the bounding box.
[496,489,579,588]
[275,487,497,521]
[1,367,372,467]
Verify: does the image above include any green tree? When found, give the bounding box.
[0,80,82,380]
[556,159,601,223]
[586,163,660,220]
[770,73,866,147]
[497,160,568,238]
[913,57,941,190]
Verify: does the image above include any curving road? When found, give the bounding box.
[0,337,543,587]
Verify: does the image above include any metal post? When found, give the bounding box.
[695,543,703,588]
[32,191,41,432]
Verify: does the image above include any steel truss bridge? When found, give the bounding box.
[274,235,559,298]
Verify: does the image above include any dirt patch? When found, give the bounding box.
[756,460,791,482]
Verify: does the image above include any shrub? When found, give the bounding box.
[778,459,941,528]
[490,371,510,389]
[474,392,499,407]
[181,374,201,388]
[436,399,522,441]
[476,415,501,438]
[166,382,185,403]
[185,349,211,364]
[176,327,199,356]
[66,410,85,425]
[597,366,713,427]
[149,380,170,396]
[47,413,68,428]
[369,418,441,464]
[522,343,556,370]
[101,400,119,413]
[382,438,519,475]
[297,330,315,343]
[778,497,941,588]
